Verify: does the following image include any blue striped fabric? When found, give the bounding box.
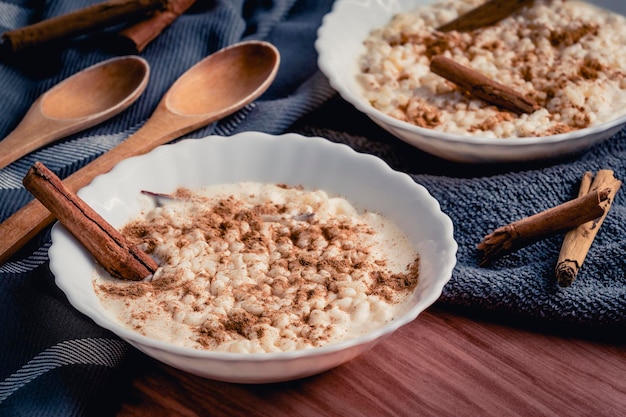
[1,0,625,415]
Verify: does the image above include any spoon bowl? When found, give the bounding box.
[167,41,279,117]
[0,56,149,169]
[127,40,281,152]
[0,40,281,264]
[42,57,149,119]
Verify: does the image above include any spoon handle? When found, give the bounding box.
[0,100,78,170]
[0,108,206,264]
[0,130,50,171]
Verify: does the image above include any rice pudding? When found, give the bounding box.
[93,183,420,353]
[357,0,626,138]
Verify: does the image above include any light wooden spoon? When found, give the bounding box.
[0,56,150,169]
[0,40,280,264]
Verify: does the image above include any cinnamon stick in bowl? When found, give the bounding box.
[430,55,539,114]
[437,0,535,32]
[23,162,157,281]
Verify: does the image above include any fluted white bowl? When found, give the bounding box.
[315,0,626,163]
[49,132,457,383]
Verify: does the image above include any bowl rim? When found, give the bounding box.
[49,132,458,362]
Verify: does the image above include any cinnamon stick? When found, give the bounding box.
[0,0,166,54]
[23,162,158,281]
[437,0,535,32]
[116,0,196,53]
[477,188,611,266]
[555,170,621,287]
[430,55,539,114]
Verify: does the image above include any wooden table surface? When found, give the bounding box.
[115,305,625,417]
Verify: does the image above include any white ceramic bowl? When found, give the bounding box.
[49,132,457,383]
[315,0,626,163]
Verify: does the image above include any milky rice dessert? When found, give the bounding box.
[357,0,626,138]
[93,182,420,353]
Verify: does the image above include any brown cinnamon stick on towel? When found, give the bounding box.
[23,162,158,281]
[437,0,535,32]
[0,0,166,54]
[555,170,622,287]
[477,188,611,266]
[116,0,196,53]
[430,55,539,114]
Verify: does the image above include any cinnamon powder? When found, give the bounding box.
[94,183,420,352]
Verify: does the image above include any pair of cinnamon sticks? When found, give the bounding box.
[0,0,195,55]
[478,170,621,287]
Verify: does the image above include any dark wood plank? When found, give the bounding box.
[116,307,626,417]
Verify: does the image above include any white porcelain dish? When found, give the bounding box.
[49,132,457,383]
[315,0,626,163]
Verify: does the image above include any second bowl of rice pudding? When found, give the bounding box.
[49,132,457,383]
[316,0,626,162]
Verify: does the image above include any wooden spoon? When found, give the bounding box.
[0,40,280,264]
[0,56,150,170]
